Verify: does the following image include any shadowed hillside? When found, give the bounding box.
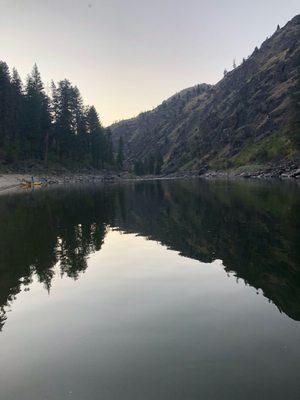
[111,15,300,174]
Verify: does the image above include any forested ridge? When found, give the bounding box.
[0,61,118,169]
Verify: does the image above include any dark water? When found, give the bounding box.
[0,179,299,400]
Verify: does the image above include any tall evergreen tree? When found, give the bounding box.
[104,127,114,165]
[86,106,104,168]
[24,64,51,159]
[155,153,163,175]
[10,68,25,159]
[147,155,155,174]
[0,61,12,155]
[52,79,75,159]
[116,137,124,169]
[0,60,115,168]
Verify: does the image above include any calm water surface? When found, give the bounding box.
[0,179,299,400]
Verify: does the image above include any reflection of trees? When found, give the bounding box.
[0,179,299,331]
[0,186,117,330]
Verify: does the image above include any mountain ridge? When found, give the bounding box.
[111,15,300,174]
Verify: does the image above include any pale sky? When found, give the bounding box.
[0,0,299,126]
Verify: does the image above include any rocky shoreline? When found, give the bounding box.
[157,161,299,180]
[201,166,300,180]
[0,162,299,195]
[201,164,300,179]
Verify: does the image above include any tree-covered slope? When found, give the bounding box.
[111,15,300,174]
[0,63,114,170]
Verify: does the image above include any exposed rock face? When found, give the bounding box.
[111,15,300,173]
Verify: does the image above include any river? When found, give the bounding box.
[0,179,299,399]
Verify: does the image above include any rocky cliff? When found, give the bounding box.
[111,15,300,174]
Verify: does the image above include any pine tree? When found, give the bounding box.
[104,127,114,165]
[86,106,104,168]
[53,79,75,159]
[70,86,88,162]
[10,68,25,159]
[0,61,12,155]
[71,86,86,135]
[24,64,51,159]
[116,137,124,169]
[0,60,115,168]
[155,153,163,175]
[147,155,155,174]
[133,159,144,175]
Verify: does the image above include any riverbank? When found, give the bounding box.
[0,171,125,194]
[0,162,299,195]
[164,161,300,180]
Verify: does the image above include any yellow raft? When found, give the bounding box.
[20,180,44,189]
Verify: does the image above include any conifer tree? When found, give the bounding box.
[116,137,124,169]
[104,127,114,165]
[155,153,163,175]
[86,106,104,168]
[0,61,12,153]
[52,79,75,159]
[10,68,25,159]
[24,64,51,159]
[0,60,115,168]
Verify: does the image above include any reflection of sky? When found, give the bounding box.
[0,229,282,319]
[1,229,300,399]
[1,0,299,125]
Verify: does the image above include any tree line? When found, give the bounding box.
[0,61,121,168]
[133,153,163,176]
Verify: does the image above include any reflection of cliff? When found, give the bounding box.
[115,180,300,321]
[0,180,299,331]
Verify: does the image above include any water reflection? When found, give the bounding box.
[0,179,299,330]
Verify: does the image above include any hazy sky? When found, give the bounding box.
[1,0,299,125]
